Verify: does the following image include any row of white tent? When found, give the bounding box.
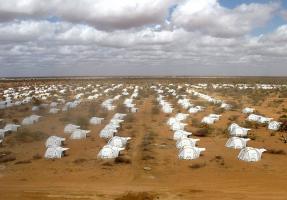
[98,89,139,159]
[44,90,132,160]
[0,82,123,112]
[98,113,130,159]
[187,83,287,90]
[168,114,206,160]
[243,108,282,131]
[226,123,266,162]
[44,136,68,159]
[101,95,121,111]
[152,85,206,160]
[44,116,105,159]
[187,90,232,110]
[157,95,173,113]
[177,97,205,114]
[201,114,221,125]
[156,86,268,163]
[123,87,139,113]
[247,113,282,131]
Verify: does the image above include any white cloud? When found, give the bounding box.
[0,0,286,76]
[0,0,177,29]
[171,0,279,37]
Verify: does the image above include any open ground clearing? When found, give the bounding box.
[0,78,286,200]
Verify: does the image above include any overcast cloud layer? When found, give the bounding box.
[0,0,287,77]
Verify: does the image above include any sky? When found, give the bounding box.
[0,0,287,77]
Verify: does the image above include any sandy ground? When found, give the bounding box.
[0,81,287,200]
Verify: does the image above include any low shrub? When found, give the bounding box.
[266,149,286,155]
[189,162,206,169]
[248,133,257,140]
[194,128,210,137]
[241,120,259,129]
[125,114,135,123]
[115,156,131,164]
[32,153,42,160]
[15,160,31,165]
[279,116,287,132]
[73,158,87,164]
[0,151,16,163]
[191,118,200,127]
[114,192,156,200]
[32,97,42,106]
[15,129,48,143]
[213,107,225,114]
[228,115,240,122]
[151,106,160,115]
[76,117,89,129]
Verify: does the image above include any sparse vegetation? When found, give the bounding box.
[0,151,16,163]
[13,128,48,143]
[151,106,160,115]
[115,156,131,164]
[76,117,89,129]
[266,149,286,155]
[189,162,206,169]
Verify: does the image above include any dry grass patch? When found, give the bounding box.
[114,192,157,200]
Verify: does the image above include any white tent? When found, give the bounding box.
[221,103,231,110]
[0,129,6,139]
[242,107,254,114]
[175,113,189,121]
[230,126,251,137]
[176,138,200,149]
[247,114,260,122]
[178,147,206,160]
[188,106,204,114]
[201,116,216,124]
[173,130,192,140]
[32,106,39,111]
[209,114,221,119]
[162,106,173,113]
[64,124,80,134]
[89,117,104,125]
[107,136,131,148]
[50,102,58,108]
[225,137,250,149]
[99,128,116,139]
[167,117,178,126]
[247,114,272,124]
[188,107,200,114]
[4,124,20,132]
[22,115,41,125]
[97,145,125,159]
[228,123,240,132]
[171,122,187,131]
[268,121,282,131]
[113,113,127,120]
[49,108,60,114]
[70,129,90,139]
[238,147,266,162]
[44,147,69,159]
[201,114,221,124]
[258,116,273,124]
[45,136,65,148]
